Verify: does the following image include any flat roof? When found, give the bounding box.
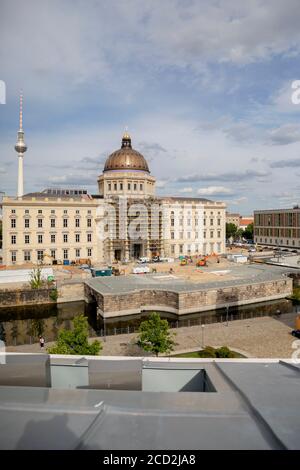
[0,358,299,449]
[86,264,295,295]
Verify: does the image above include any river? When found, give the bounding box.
[0,298,298,346]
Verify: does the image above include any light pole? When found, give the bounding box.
[201,324,205,348]
[226,306,229,326]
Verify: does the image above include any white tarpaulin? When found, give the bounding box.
[0,268,54,284]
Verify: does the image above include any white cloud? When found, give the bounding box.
[179,187,193,193]
[197,186,234,196]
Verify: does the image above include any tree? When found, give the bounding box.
[226,223,238,240]
[47,314,102,355]
[243,223,253,241]
[235,228,244,240]
[137,312,175,356]
[29,266,43,289]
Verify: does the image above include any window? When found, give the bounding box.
[11,209,16,214]
[217,230,221,238]
[195,219,198,226]
[179,244,183,254]
[171,232,175,239]
[51,210,55,214]
[87,233,92,242]
[75,249,80,257]
[108,183,111,191]
[63,218,68,228]
[188,232,191,239]
[187,219,191,226]
[203,219,206,226]
[38,218,43,228]
[87,210,91,214]
[140,184,143,191]
[87,248,92,257]
[217,242,221,253]
[210,230,214,238]
[24,251,31,262]
[11,219,16,228]
[11,251,17,262]
[25,219,29,228]
[25,234,30,244]
[38,234,43,244]
[64,210,68,214]
[63,234,68,243]
[120,183,123,190]
[171,245,175,254]
[51,250,56,259]
[75,218,80,228]
[171,219,175,227]
[87,219,92,228]
[217,219,221,226]
[51,234,56,243]
[11,235,16,245]
[63,249,68,259]
[51,219,55,228]
[114,183,117,190]
[37,250,44,261]
[195,232,199,239]
[25,210,29,214]
[134,183,137,190]
[76,210,80,214]
[38,210,42,214]
[179,231,183,239]
[210,219,213,226]
[203,231,206,238]
[128,183,131,190]
[75,234,80,243]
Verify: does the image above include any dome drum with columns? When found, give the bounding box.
[98,132,156,198]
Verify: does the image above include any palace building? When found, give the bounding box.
[1,98,226,266]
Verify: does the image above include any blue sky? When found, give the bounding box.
[1,0,300,214]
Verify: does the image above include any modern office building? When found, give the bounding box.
[254,207,300,250]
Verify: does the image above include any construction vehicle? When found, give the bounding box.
[196,257,208,267]
[180,258,187,266]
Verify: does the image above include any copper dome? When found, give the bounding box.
[104,133,150,173]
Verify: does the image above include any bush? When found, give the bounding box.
[49,288,58,302]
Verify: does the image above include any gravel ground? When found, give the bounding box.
[6,313,298,358]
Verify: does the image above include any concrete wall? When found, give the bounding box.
[88,277,293,317]
[57,281,85,303]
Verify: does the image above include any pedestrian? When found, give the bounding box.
[39,336,45,349]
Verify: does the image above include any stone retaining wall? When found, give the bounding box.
[0,287,54,307]
[86,277,293,318]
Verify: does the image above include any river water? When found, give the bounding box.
[0,298,298,346]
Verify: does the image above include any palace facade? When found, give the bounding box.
[2,121,226,266]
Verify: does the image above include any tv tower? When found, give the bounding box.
[14,92,27,197]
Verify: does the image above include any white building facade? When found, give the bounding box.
[2,131,226,266]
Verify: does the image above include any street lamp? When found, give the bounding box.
[226,306,229,326]
[201,324,205,348]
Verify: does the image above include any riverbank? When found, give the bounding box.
[6,313,297,358]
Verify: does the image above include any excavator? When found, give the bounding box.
[196,253,220,267]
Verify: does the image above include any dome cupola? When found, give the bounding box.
[103,132,150,173]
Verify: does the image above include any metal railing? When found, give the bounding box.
[97,308,287,338]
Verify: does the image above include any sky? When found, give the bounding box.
[1,0,300,214]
